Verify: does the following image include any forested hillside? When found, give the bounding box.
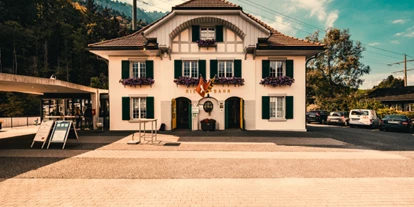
[76,0,167,23]
[0,0,159,117]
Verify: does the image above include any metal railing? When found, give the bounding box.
[0,117,41,128]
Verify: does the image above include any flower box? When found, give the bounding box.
[200,119,216,131]
[259,76,295,87]
[119,77,154,87]
[173,77,199,87]
[215,77,245,86]
[197,39,216,48]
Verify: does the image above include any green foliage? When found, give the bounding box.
[0,92,40,117]
[376,108,414,119]
[90,73,109,89]
[306,28,371,111]
[373,75,404,89]
[0,0,156,116]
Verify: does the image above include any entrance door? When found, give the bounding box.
[176,98,191,129]
[225,97,241,129]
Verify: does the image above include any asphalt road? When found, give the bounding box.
[307,124,414,151]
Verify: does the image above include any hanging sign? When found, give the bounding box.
[31,120,55,149]
[47,121,79,149]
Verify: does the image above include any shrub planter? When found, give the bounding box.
[200,119,216,131]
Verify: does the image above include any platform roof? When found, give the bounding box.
[0,73,105,95]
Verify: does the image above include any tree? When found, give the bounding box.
[306,28,371,111]
[373,75,404,89]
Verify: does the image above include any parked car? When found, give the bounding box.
[306,110,329,124]
[327,111,349,126]
[349,109,380,128]
[379,114,413,132]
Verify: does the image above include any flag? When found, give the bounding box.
[196,75,206,97]
[205,75,216,93]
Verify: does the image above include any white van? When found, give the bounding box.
[349,109,380,128]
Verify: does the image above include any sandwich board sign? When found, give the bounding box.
[31,120,55,149]
[47,121,79,149]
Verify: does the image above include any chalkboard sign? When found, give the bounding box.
[31,120,55,149]
[47,121,79,149]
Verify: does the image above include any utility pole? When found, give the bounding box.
[132,0,137,30]
[388,54,414,86]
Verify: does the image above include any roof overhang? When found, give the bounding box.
[88,49,159,60]
[0,73,103,95]
[255,46,324,59]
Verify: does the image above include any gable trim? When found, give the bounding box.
[169,16,246,40]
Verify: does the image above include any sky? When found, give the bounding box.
[118,0,414,89]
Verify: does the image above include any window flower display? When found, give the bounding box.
[259,76,295,87]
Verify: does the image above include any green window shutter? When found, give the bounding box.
[216,25,223,42]
[262,96,270,119]
[122,60,130,79]
[122,97,130,120]
[234,59,242,78]
[286,96,294,119]
[192,25,199,42]
[146,60,154,79]
[146,97,154,118]
[199,60,206,79]
[174,60,182,79]
[210,60,218,78]
[262,60,270,78]
[286,60,294,78]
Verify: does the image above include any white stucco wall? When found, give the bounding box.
[107,54,306,131]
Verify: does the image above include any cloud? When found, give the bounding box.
[367,42,380,46]
[325,10,339,28]
[394,32,404,36]
[404,31,414,37]
[281,0,339,29]
[258,15,298,36]
[390,40,400,44]
[392,19,409,24]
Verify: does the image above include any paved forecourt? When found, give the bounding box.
[1,127,414,206]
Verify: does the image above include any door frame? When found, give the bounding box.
[225,97,244,130]
[174,97,192,129]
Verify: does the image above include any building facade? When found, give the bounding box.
[88,0,323,131]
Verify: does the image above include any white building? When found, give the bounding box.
[88,0,323,131]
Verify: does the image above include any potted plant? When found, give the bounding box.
[197,39,216,48]
[200,118,216,131]
[119,77,155,87]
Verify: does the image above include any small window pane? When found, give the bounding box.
[191,61,198,78]
[140,98,146,118]
[270,97,276,118]
[276,97,283,117]
[226,61,233,77]
[218,62,225,77]
[132,62,139,78]
[200,27,215,40]
[184,61,190,77]
[270,61,276,77]
[270,96,284,118]
[276,61,283,77]
[140,62,146,77]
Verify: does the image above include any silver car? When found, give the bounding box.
[327,111,349,126]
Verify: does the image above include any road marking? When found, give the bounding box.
[371,129,379,132]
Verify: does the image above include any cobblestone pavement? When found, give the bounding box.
[1,126,414,206]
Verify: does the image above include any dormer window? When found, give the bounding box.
[200,27,215,40]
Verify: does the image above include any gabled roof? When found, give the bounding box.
[173,0,241,10]
[88,0,323,50]
[368,87,414,102]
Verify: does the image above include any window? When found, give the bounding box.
[200,27,215,40]
[270,97,284,118]
[131,62,146,78]
[218,61,233,78]
[132,97,146,119]
[183,61,198,78]
[270,61,284,77]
